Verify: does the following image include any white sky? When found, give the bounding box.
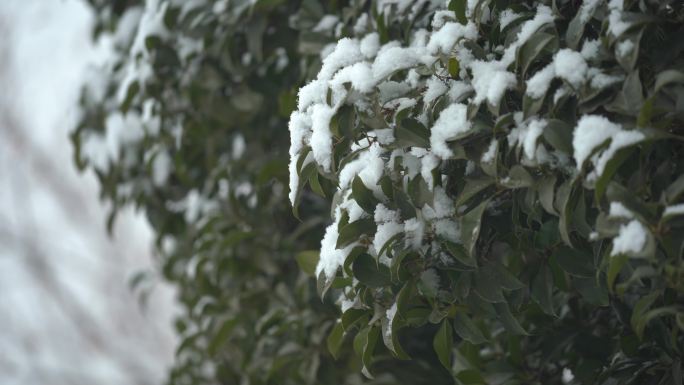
[0,1,176,384]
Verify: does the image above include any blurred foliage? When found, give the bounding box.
[74,0,684,384]
[73,0,454,384]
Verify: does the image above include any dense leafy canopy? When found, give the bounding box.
[75,0,684,384]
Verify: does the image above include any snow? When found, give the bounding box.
[482,139,498,163]
[360,33,380,59]
[372,46,430,81]
[318,38,364,81]
[423,187,455,219]
[420,269,440,294]
[434,186,456,215]
[310,104,336,172]
[340,194,366,222]
[466,6,555,105]
[297,79,327,110]
[554,49,588,88]
[578,0,601,23]
[404,218,425,249]
[526,63,555,99]
[385,302,398,337]
[287,111,312,204]
[428,101,472,155]
[432,10,455,29]
[500,5,555,65]
[317,205,360,279]
[421,153,440,188]
[423,76,449,105]
[664,204,684,217]
[357,143,386,192]
[522,119,547,160]
[434,218,461,242]
[427,22,478,55]
[609,202,633,219]
[608,0,630,37]
[611,220,648,256]
[581,39,601,60]
[337,143,386,194]
[593,130,644,176]
[588,68,623,89]
[353,13,370,35]
[317,222,345,278]
[572,115,622,169]
[370,128,395,145]
[562,368,575,384]
[375,203,400,223]
[470,61,516,106]
[152,150,171,186]
[330,62,375,94]
[448,80,473,102]
[385,97,417,113]
[373,221,403,259]
[313,15,339,33]
[232,135,246,159]
[616,40,634,57]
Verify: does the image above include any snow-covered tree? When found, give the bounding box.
[76,0,684,384]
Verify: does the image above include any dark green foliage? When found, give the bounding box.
[75,0,684,384]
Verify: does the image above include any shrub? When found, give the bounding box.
[289,0,684,384]
[75,0,684,384]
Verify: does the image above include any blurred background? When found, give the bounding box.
[0,1,177,384]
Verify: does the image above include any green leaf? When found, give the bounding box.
[317,270,334,299]
[501,165,533,189]
[390,249,412,282]
[341,308,368,331]
[493,302,528,335]
[574,277,609,306]
[565,3,594,49]
[433,319,454,370]
[531,264,556,316]
[473,268,505,303]
[295,250,319,276]
[630,291,659,339]
[327,321,345,359]
[487,262,524,290]
[607,254,628,293]
[444,241,477,269]
[543,119,573,154]
[353,253,392,288]
[555,178,578,246]
[518,32,557,76]
[452,313,486,344]
[381,313,410,359]
[461,199,490,258]
[537,176,558,215]
[448,57,460,78]
[354,325,379,378]
[336,218,376,248]
[208,318,239,356]
[448,0,467,25]
[553,246,594,277]
[352,176,379,213]
[654,69,684,93]
[456,178,494,207]
[456,369,486,384]
[395,118,430,148]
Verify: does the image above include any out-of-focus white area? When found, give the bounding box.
[0,1,177,384]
